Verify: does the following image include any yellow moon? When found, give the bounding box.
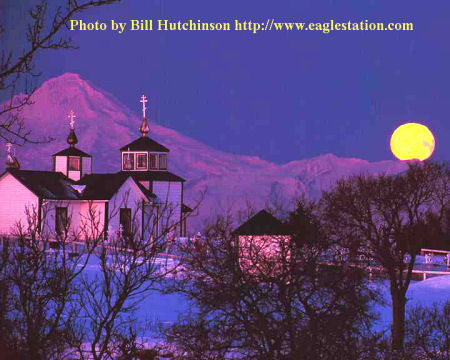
[390,123,435,161]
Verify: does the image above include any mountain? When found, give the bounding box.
[0,73,407,230]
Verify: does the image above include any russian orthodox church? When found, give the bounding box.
[0,95,191,240]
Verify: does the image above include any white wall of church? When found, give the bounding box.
[68,171,81,181]
[77,201,105,238]
[0,173,39,235]
[41,200,106,240]
[108,177,147,238]
[82,157,92,176]
[55,156,67,175]
[152,181,182,237]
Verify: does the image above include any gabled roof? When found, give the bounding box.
[78,173,157,201]
[77,173,130,200]
[120,137,169,153]
[4,169,157,202]
[232,210,290,236]
[122,171,185,183]
[53,147,92,157]
[5,169,80,200]
[135,182,158,202]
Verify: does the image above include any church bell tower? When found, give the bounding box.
[52,110,92,181]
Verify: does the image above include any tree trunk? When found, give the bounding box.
[391,290,406,351]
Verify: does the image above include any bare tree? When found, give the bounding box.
[162,201,378,359]
[67,193,200,359]
[0,202,101,359]
[0,190,199,359]
[320,161,450,352]
[405,301,450,360]
[0,0,121,144]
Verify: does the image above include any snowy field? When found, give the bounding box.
[73,251,450,337]
[78,252,188,324]
[374,275,450,331]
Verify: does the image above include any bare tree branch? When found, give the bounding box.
[0,0,121,144]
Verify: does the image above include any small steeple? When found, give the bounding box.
[139,94,149,137]
[6,143,20,169]
[67,110,78,147]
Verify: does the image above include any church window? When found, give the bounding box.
[55,207,68,235]
[68,157,80,171]
[136,153,148,170]
[123,153,134,170]
[159,154,167,170]
[120,208,132,237]
[149,154,158,170]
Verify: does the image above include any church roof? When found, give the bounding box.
[53,147,92,157]
[77,173,130,200]
[77,173,156,201]
[4,169,157,202]
[5,169,80,200]
[122,171,185,182]
[232,210,290,236]
[120,137,169,153]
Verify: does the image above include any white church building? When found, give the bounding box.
[0,95,191,241]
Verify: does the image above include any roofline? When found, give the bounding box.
[123,171,186,183]
[52,147,92,157]
[120,148,170,153]
[52,154,93,158]
[1,169,43,199]
[82,174,155,202]
[122,176,157,203]
[2,169,172,202]
[119,137,170,152]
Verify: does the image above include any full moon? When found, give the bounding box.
[390,123,435,161]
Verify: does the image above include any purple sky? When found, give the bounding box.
[2,0,449,163]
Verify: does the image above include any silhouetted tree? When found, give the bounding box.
[0,202,100,359]
[163,202,378,359]
[404,301,450,360]
[0,191,199,359]
[67,192,200,359]
[0,0,121,144]
[320,161,449,352]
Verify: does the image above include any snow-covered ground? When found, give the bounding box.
[79,253,188,325]
[76,252,450,336]
[374,275,450,331]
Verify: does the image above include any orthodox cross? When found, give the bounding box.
[68,110,76,130]
[140,94,148,118]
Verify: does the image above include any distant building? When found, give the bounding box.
[232,210,291,275]
[0,95,191,240]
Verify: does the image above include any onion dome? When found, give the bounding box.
[6,143,20,169]
[139,94,150,137]
[67,110,78,147]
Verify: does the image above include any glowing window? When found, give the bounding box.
[68,157,80,171]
